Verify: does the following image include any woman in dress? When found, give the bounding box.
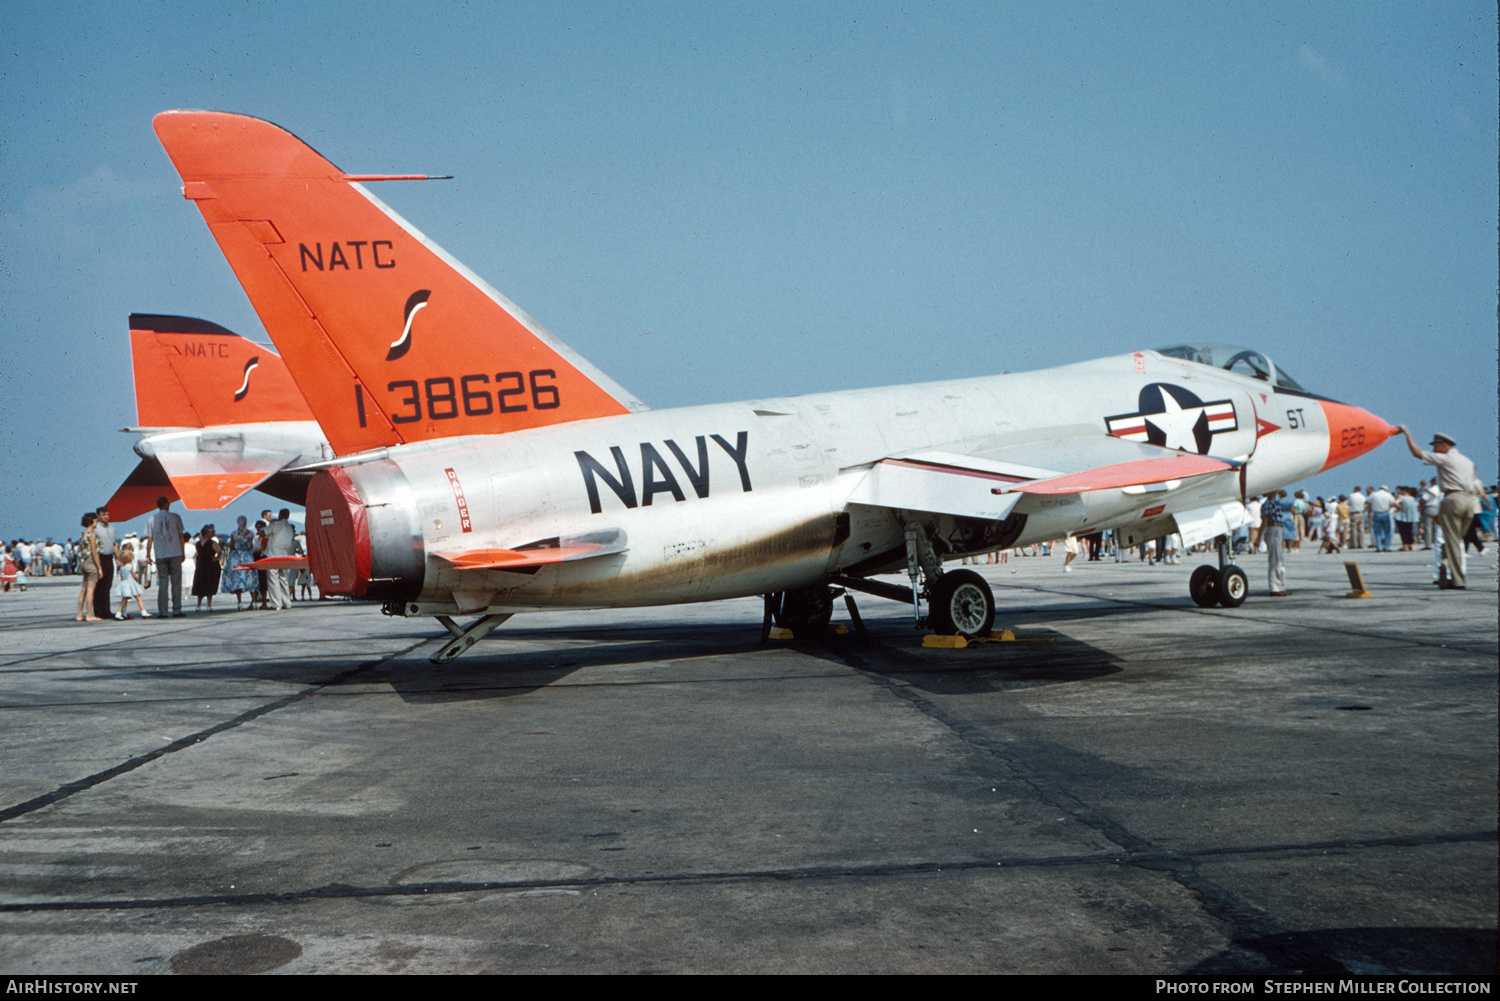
[181,531,196,587]
[220,516,258,610]
[191,525,222,611]
[74,513,103,622]
[1395,487,1420,552]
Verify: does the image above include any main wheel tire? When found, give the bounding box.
[928,569,996,637]
[1217,565,1248,608]
[1189,565,1220,607]
[774,585,834,633]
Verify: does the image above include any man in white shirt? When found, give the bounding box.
[1347,488,1366,549]
[265,509,297,610]
[1368,485,1395,552]
[93,508,117,619]
[1420,480,1442,550]
[145,497,186,617]
[1399,427,1480,589]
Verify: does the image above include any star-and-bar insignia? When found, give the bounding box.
[1105,383,1240,455]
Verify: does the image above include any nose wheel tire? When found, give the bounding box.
[929,569,996,638]
[1189,565,1220,607]
[1216,565,1248,608]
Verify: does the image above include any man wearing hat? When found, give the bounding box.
[1399,427,1480,589]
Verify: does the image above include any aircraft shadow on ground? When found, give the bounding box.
[54,606,1123,704]
[1186,926,1498,976]
[373,609,1125,703]
[60,623,750,699]
[756,614,1125,695]
[378,620,795,703]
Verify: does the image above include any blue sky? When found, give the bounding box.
[2,1,1495,543]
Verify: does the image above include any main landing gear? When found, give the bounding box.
[899,522,995,638]
[764,584,870,644]
[1189,536,1247,609]
[770,586,835,634]
[928,569,996,637]
[766,522,998,643]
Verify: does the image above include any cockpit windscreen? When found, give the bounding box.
[1155,343,1306,393]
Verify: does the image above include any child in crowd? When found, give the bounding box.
[112,542,152,619]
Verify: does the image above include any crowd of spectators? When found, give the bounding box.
[1,502,316,619]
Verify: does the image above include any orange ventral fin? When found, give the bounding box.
[105,458,182,522]
[130,314,314,428]
[157,470,279,510]
[152,111,644,457]
[154,446,300,510]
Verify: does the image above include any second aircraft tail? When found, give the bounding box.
[129,313,313,428]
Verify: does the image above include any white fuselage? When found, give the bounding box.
[344,349,1333,615]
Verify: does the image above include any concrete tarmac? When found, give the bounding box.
[1,548,1495,974]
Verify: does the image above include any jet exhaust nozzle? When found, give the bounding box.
[305,461,425,600]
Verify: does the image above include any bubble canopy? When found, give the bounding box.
[1153,343,1306,393]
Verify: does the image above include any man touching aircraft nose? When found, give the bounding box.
[1397,426,1481,590]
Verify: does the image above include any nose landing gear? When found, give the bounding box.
[1189,536,1248,608]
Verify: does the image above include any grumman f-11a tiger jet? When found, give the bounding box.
[151,111,1395,663]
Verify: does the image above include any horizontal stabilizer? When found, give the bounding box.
[234,555,310,571]
[105,458,181,522]
[155,448,302,510]
[436,530,628,572]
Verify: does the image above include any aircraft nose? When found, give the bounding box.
[1318,400,1397,472]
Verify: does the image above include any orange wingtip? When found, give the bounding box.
[1000,454,1231,495]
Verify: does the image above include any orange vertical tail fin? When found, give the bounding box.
[130,314,314,428]
[152,111,643,457]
